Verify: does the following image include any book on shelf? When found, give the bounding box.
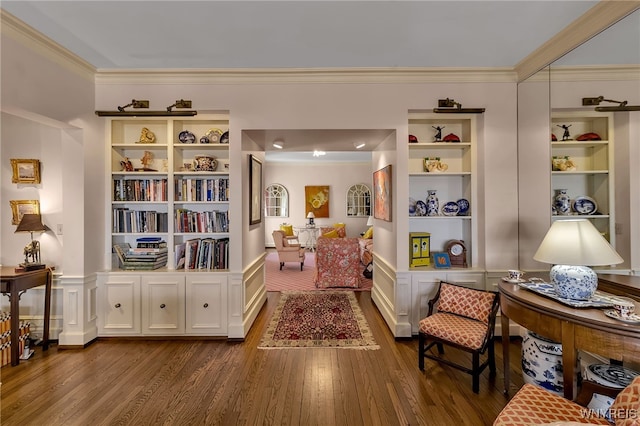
[175,242,186,270]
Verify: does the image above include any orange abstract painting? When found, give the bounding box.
[305,186,330,218]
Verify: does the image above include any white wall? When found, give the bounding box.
[263,161,372,246]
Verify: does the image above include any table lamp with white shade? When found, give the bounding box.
[533,219,623,300]
[367,216,374,226]
[306,212,315,227]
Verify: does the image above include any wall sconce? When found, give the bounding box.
[96,99,198,117]
[15,213,48,271]
[582,96,640,112]
[433,98,485,114]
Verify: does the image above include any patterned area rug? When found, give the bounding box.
[258,291,379,350]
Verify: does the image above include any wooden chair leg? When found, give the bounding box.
[436,342,444,354]
[418,333,425,371]
[472,352,480,393]
[280,262,284,270]
[300,262,304,271]
[488,339,496,375]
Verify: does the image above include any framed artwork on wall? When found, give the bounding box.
[249,154,262,225]
[373,164,392,222]
[11,159,41,184]
[305,185,330,218]
[10,200,40,225]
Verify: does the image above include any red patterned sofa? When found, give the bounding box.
[314,236,361,288]
[494,376,640,425]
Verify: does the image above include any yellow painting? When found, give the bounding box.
[305,186,330,218]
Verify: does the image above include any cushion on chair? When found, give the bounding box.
[419,313,489,350]
[610,376,640,426]
[493,384,611,426]
[362,226,373,239]
[280,224,294,236]
[322,229,340,238]
[437,283,496,324]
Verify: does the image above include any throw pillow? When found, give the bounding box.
[322,229,340,238]
[280,224,294,236]
[363,226,373,239]
[320,227,335,236]
[332,223,347,238]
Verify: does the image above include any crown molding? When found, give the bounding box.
[515,1,640,82]
[550,65,640,82]
[1,10,96,81]
[94,67,517,85]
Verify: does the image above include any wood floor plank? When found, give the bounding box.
[0,291,524,425]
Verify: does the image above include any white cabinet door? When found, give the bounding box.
[98,274,141,335]
[141,275,185,334]
[186,274,228,335]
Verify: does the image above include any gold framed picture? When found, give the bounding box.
[10,200,40,225]
[11,159,41,184]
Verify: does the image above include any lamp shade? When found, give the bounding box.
[306,212,315,219]
[366,216,373,226]
[15,214,46,233]
[533,219,622,266]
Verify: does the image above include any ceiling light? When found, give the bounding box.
[96,99,198,117]
[272,140,284,149]
[313,150,326,157]
[433,98,485,114]
[354,142,366,149]
[582,96,640,112]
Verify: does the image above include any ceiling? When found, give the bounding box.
[3,1,636,162]
[2,1,600,70]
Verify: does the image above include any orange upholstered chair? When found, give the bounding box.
[418,281,499,393]
[493,376,640,425]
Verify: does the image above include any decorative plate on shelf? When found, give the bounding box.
[442,201,459,216]
[572,196,597,215]
[220,130,229,144]
[456,198,470,216]
[415,200,427,216]
[205,128,223,143]
[179,130,196,144]
[409,197,417,216]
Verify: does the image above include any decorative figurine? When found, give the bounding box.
[557,124,572,141]
[432,126,445,142]
[23,240,40,264]
[423,157,449,173]
[137,127,156,144]
[120,157,134,171]
[138,151,156,171]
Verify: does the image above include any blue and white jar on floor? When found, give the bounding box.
[554,189,571,216]
[522,330,564,395]
[426,190,439,216]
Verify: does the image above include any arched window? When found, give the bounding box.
[346,183,371,217]
[264,183,289,217]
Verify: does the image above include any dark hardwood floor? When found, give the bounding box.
[1,291,523,425]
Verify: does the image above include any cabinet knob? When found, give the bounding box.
[203,303,209,308]
[160,303,166,309]
[115,303,121,308]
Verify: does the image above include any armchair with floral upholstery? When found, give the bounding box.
[314,236,361,288]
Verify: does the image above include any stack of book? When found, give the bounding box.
[113,237,168,270]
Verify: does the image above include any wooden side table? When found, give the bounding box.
[0,266,52,366]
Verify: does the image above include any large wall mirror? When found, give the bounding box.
[518,9,640,272]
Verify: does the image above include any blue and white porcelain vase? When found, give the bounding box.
[550,264,598,300]
[426,190,439,216]
[521,330,564,395]
[554,189,571,216]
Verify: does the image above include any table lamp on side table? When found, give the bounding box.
[15,213,47,271]
[533,219,623,300]
[306,212,315,227]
